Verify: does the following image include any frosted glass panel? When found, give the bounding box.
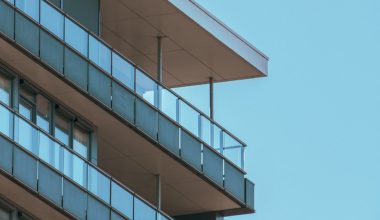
[39,131,62,171]
[13,147,37,190]
[15,0,39,21]
[65,18,88,56]
[0,1,14,39]
[111,182,133,219]
[63,149,87,187]
[180,101,199,137]
[0,70,12,110]
[88,165,110,203]
[136,70,157,106]
[134,198,156,220]
[87,195,110,220]
[112,52,134,90]
[0,105,12,138]
[89,36,111,72]
[15,116,38,155]
[38,163,62,206]
[40,1,63,39]
[160,88,177,121]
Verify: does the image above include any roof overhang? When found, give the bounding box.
[100,0,268,87]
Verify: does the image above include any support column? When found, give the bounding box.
[156,174,162,209]
[209,77,214,120]
[156,36,163,210]
[156,36,163,110]
[157,36,163,83]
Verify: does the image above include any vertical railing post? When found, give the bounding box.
[156,174,161,210]
[241,146,245,169]
[156,36,163,110]
[209,77,214,120]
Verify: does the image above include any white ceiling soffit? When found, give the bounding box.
[101,0,268,87]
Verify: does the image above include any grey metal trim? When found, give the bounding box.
[0,1,250,206]
[168,0,269,75]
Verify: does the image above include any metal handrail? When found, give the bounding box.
[0,99,173,220]
[40,0,247,149]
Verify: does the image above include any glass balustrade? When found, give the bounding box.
[0,102,173,220]
[0,0,246,170]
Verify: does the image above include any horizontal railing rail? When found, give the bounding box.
[0,0,250,205]
[4,0,246,169]
[0,100,173,220]
[0,0,245,170]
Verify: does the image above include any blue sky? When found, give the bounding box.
[175,0,380,219]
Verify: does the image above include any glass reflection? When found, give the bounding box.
[201,116,212,146]
[0,105,12,138]
[15,116,38,155]
[134,197,156,220]
[54,111,70,146]
[89,36,111,72]
[15,0,39,21]
[111,182,133,218]
[19,99,32,120]
[88,165,110,203]
[223,132,243,167]
[223,147,242,167]
[136,69,157,106]
[40,1,63,39]
[39,131,62,171]
[73,125,89,159]
[64,18,88,56]
[160,88,177,121]
[212,124,222,152]
[180,101,199,136]
[0,74,11,106]
[157,213,169,220]
[63,148,87,187]
[36,94,50,132]
[112,52,134,90]
[5,0,14,5]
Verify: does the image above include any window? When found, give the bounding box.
[54,111,70,146]
[19,83,92,159]
[55,110,91,159]
[19,86,35,120]
[0,74,11,106]
[0,207,10,220]
[73,125,90,159]
[36,95,51,132]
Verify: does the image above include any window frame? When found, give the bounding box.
[18,80,93,160]
[0,71,13,107]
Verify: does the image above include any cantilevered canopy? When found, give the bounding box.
[100,0,268,87]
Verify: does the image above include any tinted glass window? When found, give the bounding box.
[0,74,11,106]
[36,95,50,132]
[19,99,33,120]
[0,207,11,220]
[73,125,89,158]
[54,111,70,145]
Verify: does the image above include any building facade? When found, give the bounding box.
[0,0,268,219]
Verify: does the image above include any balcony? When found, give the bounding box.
[0,0,254,216]
[0,102,172,220]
